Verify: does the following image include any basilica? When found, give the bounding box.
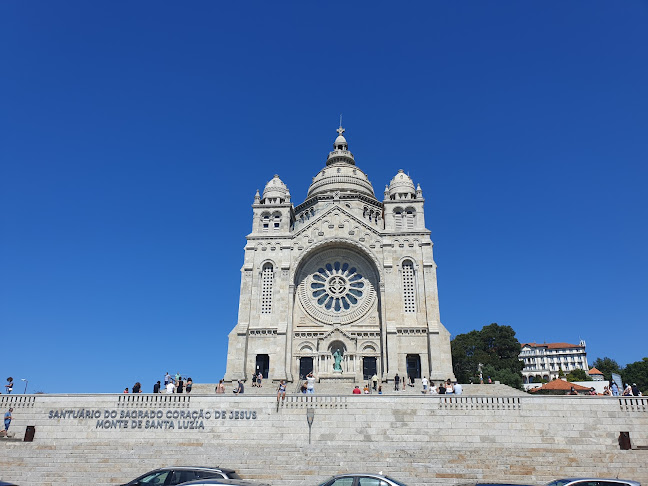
[224,127,454,385]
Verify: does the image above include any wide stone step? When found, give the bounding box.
[189,381,525,396]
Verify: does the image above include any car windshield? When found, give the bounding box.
[385,477,408,486]
[547,480,573,486]
[138,471,169,484]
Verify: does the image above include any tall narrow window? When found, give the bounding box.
[402,260,416,313]
[261,263,274,314]
[394,209,403,230]
[261,214,270,232]
[406,209,415,230]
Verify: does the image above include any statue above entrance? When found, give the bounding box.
[333,349,343,371]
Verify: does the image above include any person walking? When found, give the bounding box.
[5,378,13,394]
[277,380,286,402]
[421,376,428,394]
[164,372,171,388]
[394,373,400,391]
[3,408,13,436]
[371,373,378,391]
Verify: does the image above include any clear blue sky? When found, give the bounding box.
[1,2,646,394]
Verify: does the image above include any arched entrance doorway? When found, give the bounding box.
[299,357,313,379]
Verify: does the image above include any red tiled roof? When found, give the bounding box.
[588,367,603,375]
[530,380,592,392]
[521,342,584,349]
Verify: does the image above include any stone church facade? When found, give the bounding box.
[225,127,454,384]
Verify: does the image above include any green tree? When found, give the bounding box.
[451,323,523,388]
[591,357,622,382]
[622,357,648,395]
[482,364,523,389]
[566,368,591,382]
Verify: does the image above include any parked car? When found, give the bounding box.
[120,467,241,486]
[179,480,271,486]
[547,480,641,486]
[458,483,532,486]
[317,473,408,486]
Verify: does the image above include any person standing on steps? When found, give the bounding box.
[185,377,193,393]
[372,373,378,391]
[3,408,13,436]
[306,372,316,394]
[153,381,161,393]
[394,373,400,391]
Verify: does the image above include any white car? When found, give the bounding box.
[317,474,408,486]
[547,479,641,486]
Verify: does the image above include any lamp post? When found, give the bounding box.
[21,378,28,394]
[306,408,314,444]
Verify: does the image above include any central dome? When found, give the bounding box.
[306,127,376,200]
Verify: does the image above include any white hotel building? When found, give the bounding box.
[519,340,589,384]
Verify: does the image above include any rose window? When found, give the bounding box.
[310,262,365,312]
[298,249,376,325]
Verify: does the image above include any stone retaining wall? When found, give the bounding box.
[1,394,646,486]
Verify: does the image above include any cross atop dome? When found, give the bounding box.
[337,125,345,137]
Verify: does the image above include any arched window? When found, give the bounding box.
[402,260,416,313]
[261,213,270,232]
[405,208,415,230]
[260,263,274,314]
[394,208,403,230]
